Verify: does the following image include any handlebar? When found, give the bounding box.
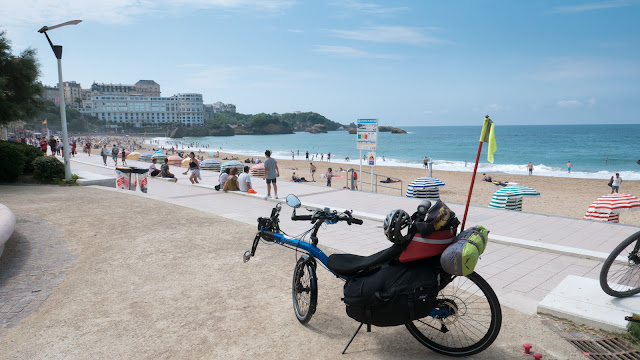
[291,208,363,226]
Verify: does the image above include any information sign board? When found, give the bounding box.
[356,118,378,150]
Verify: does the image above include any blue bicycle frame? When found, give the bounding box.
[270,232,341,277]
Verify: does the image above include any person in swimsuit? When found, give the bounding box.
[121,149,127,165]
[310,162,317,182]
[567,161,572,173]
[183,152,201,184]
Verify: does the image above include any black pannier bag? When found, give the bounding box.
[342,261,440,327]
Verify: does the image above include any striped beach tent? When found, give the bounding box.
[167,156,183,166]
[152,152,167,163]
[406,177,445,200]
[201,159,221,171]
[127,151,140,160]
[488,185,540,211]
[221,160,244,173]
[583,193,640,223]
[249,163,265,177]
[138,153,154,162]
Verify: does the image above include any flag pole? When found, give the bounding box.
[461,115,494,231]
[460,141,483,231]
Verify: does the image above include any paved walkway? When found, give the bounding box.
[0,215,77,334]
[67,153,640,314]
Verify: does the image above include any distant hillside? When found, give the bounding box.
[170,111,342,138]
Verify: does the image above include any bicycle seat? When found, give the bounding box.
[327,243,403,277]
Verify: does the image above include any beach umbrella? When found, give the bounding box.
[249,163,265,177]
[406,177,445,200]
[221,160,244,173]
[152,152,167,162]
[127,151,141,160]
[583,194,640,223]
[201,159,221,171]
[488,185,540,211]
[138,152,154,163]
[167,156,183,166]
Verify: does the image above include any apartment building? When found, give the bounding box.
[91,93,204,126]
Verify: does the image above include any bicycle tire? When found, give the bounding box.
[292,257,318,324]
[405,272,502,357]
[599,230,640,298]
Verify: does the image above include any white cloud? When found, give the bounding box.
[183,64,322,91]
[0,0,294,43]
[328,26,444,45]
[175,0,295,11]
[287,29,304,33]
[552,0,632,13]
[312,45,398,59]
[332,0,409,15]
[485,104,503,112]
[557,99,583,107]
[529,57,640,82]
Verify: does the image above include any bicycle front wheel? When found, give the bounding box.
[292,257,318,324]
[600,230,640,298]
[405,272,502,357]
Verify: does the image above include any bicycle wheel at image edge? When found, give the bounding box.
[600,230,640,298]
[292,257,318,324]
[405,272,502,357]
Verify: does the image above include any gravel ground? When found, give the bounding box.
[0,185,585,359]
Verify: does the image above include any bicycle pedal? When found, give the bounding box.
[243,250,252,263]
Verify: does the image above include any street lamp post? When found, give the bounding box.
[38,20,82,181]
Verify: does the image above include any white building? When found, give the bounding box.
[91,93,204,127]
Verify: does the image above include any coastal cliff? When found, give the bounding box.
[169,111,341,138]
[347,125,407,134]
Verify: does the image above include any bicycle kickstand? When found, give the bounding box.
[342,323,364,355]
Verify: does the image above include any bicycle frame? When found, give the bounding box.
[269,231,342,278]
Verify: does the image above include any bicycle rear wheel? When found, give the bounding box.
[292,257,317,324]
[405,272,502,357]
[600,230,640,298]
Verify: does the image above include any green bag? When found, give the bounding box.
[440,226,489,276]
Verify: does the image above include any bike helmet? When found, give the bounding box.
[383,209,413,245]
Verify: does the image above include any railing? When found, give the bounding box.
[345,168,403,196]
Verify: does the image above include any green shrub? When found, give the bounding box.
[12,142,44,173]
[630,314,640,343]
[33,156,65,183]
[0,141,26,182]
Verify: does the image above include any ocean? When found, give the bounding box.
[150,124,640,181]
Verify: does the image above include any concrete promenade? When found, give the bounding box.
[68,152,640,326]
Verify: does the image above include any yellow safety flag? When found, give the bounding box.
[42,119,47,125]
[479,116,497,163]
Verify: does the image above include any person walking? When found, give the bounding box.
[611,173,622,194]
[567,161,572,173]
[183,152,201,184]
[310,162,317,182]
[305,151,309,160]
[326,168,333,187]
[112,145,119,166]
[121,149,127,165]
[101,145,108,166]
[263,150,279,199]
[527,162,533,176]
[423,156,428,168]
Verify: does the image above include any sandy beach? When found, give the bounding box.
[138,141,640,226]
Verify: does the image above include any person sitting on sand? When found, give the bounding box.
[161,158,176,180]
[482,173,492,182]
[223,168,240,192]
[291,172,307,182]
[149,158,161,177]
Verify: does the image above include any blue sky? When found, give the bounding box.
[1,0,639,126]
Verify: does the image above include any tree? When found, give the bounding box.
[0,32,45,127]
